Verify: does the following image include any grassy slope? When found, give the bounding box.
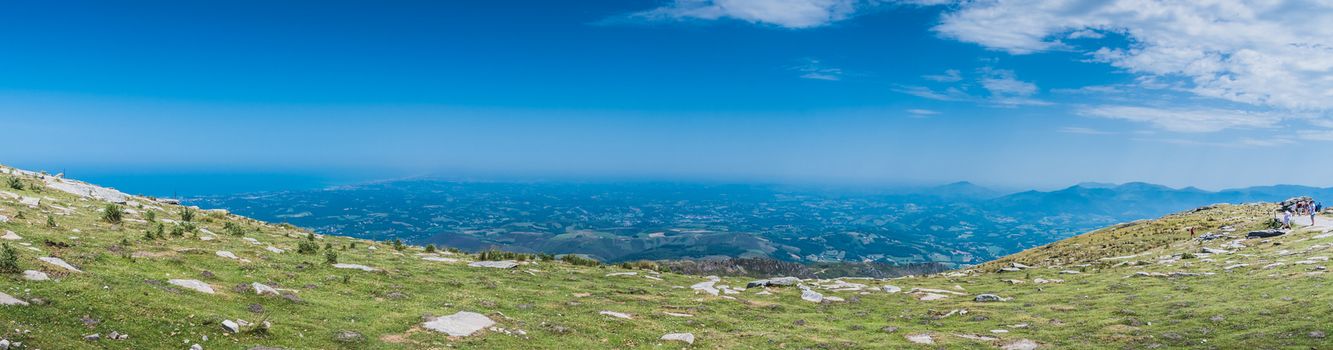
[1,169,1330,349]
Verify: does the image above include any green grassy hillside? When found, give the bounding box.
[1,166,1330,349]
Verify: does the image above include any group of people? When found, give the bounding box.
[1281,198,1323,229]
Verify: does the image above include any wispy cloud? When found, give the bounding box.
[933,0,1333,113]
[906,108,940,118]
[922,69,962,82]
[617,0,865,29]
[791,58,844,81]
[1058,126,1114,135]
[1079,105,1283,133]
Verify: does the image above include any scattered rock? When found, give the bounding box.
[265,246,285,254]
[1058,270,1081,274]
[83,333,100,341]
[222,320,241,333]
[660,332,695,345]
[745,276,799,288]
[467,261,518,269]
[168,279,215,294]
[1247,229,1285,238]
[216,251,239,260]
[800,288,824,303]
[605,272,637,277]
[1002,339,1042,350]
[22,270,50,281]
[190,344,203,350]
[1,231,19,240]
[974,294,1008,302]
[882,285,902,293]
[905,333,934,344]
[252,282,279,296]
[333,330,364,343]
[599,311,632,319]
[332,263,377,272]
[421,256,458,263]
[422,311,496,337]
[38,257,82,273]
[881,326,899,333]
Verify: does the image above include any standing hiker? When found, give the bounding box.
[1283,209,1293,229]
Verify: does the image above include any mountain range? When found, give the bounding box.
[186,179,1330,266]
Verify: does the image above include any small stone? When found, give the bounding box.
[468,260,519,269]
[331,263,378,272]
[83,333,100,341]
[0,292,29,306]
[1311,331,1326,339]
[22,270,50,281]
[599,311,632,319]
[168,279,215,294]
[661,332,695,345]
[974,294,1007,302]
[422,311,495,337]
[905,333,934,344]
[252,282,279,296]
[881,326,899,333]
[882,285,902,293]
[333,330,364,343]
[222,320,241,333]
[1002,339,1041,350]
[190,344,203,350]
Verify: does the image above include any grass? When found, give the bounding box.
[0,168,1330,349]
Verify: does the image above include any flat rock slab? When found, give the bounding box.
[1,230,20,240]
[1002,339,1041,350]
[168,279,215,294]
[422,311,495,337]
[800,289,824,303]
[332,263,378,272]
[38,257,82,273]
[467,260,518,269]
[421,257,459,263]
[882,285,902,293]
[252,282,279,296]
[599,311,632,319]
[265,246,285,254]
[22,270,49,281]
[905,334,934,344]
[216,251,239,259]
[0,291,28,306]
[661,332,695,345]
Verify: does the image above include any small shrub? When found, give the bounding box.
[170,224,185,237]
[559,254,601,267]
[102,204,124,224]
[298,234,319,255]
[392,239,405,251]
[0,243,19,274]
[5,176,22,190]
[349,242,358,249]
[425,244,436,253]
[179,207,195,222]
[46,215,57,228]
[477,249,535,261]
[224,222,246,236]
[324,250,338,264]
[143,210,156,222]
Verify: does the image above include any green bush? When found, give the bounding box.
[0,243,19,274]
[425,244,437,253]
[559,254,601,267]
[619,260,659,271]
[102,204,124,224]
[477,249,535,261]
[392,239,406,251]
[170,224,185,237]
[5,176,22,190]
[143,210,156,222]
[46,215,57,228]
[224,222,246,236]
[179,207,195,222]
[325,250,338,264]
[298,234,319,254]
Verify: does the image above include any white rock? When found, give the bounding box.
[915,293,949,301]
[800,289,824,303]
[605,272,637,277]
[190,344,203,350]
[599,311,632,319]
[42,177,128,203]
[22,270,49,281]
[332,263,377,272]
[251,282,279,296]
[168,279,215,294]
[422,311,495,337]
[661,332,695,345]
[663,312,694,317]
[690,280,719,296]
[882,285,902,293]
[1224,263,1249,270]
[421,257,459,263]
[467,260,518,269]
[905,334,934,344]
[216,251,239,260]
[221,320,240,333]
[0,292,28,306]
[38,257,82,272]
[19,197,39,208]
[1002,339,1041,350]
[265,246,285,254]
[1,230,19,240]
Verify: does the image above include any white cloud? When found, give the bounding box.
[922,69,962,82]
[933,0,1333,113]
[1079,105,1282,133]
[791,58,844,80]
[1058,126,1113,135]
[906,108,940,117]
[625,0,866,29]
[1298,130,1333,141]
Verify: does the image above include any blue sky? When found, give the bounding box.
[2,0,1332,193]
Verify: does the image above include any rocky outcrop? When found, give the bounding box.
[422,311,495,337]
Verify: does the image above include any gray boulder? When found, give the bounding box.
[422,311,495,337]
[974,294,1007,302]
[1247,229,1285,238]
[468,261,518,269]
[745,276,799,288]
[661,332,695,345]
